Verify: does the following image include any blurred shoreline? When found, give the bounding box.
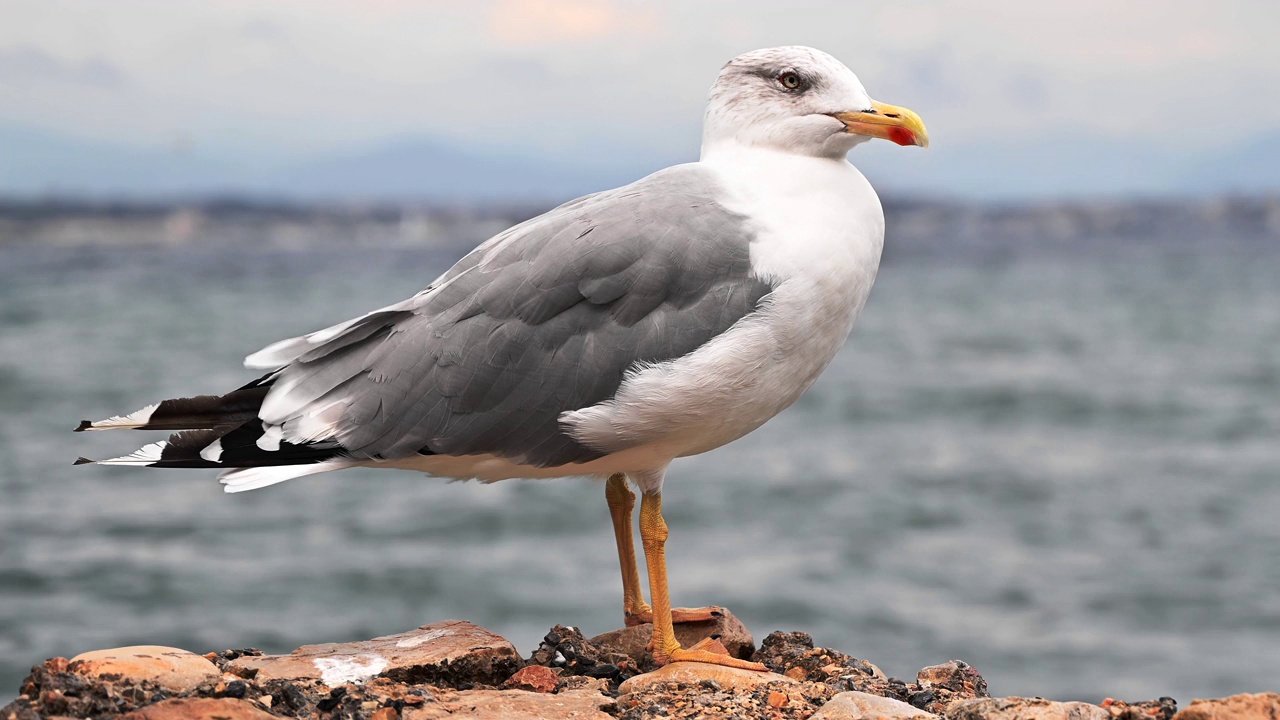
[3,195,1279,254]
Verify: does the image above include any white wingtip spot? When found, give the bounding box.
[198,438,223,463]
[256,424,283,452]
[97,440,167,466]
[82,404,159,431]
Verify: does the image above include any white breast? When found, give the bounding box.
[563,145,885,463]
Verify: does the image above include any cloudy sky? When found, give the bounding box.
[3,0,1278,199]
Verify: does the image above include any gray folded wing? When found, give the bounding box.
[254,164,774,468]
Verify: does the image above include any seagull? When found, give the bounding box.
[76,46,927,671]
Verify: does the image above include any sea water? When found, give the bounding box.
[1,212,1277,702]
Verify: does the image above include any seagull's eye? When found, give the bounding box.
[778,71,803,91]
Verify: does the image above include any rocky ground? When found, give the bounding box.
[3,613,1275,719]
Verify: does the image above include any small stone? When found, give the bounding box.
[617,662,793,695]
[1172,693,1280,720]
[559,676,611,695]
[503,665,559,693]
[362,700,381,710]
[1101,697,1178,720]
[220,679,248,699]
[769,690,789,709]
[122,698,277,720]
[69,646,220,693]
[403,687,613,720]
[371,708,400,720]
[949,696,1109,720]
[590,609,755,664]
[786,666,809,681]
[227,620,519,687]
[916,660,988,697]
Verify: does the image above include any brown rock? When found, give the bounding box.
[370,708,400,720]
[769,690,790,708]
[226,619,520,687]
[617,661,793,695]
[1172,693,1280,720]
[917,661,988,698]
[948,697,1110,720]
[69,646,220,693]
[122,698,276,720]
[813,691,938,719]
[590,609,755,664]
[1101,697,1177,720]
[504,665,560,693]
[404,687,614,720]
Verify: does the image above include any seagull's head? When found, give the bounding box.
[702,46,928,159]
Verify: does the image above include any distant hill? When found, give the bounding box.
[268,137,657,202]
[2,122,1277,201]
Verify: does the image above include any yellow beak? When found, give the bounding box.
[830,100,929,148]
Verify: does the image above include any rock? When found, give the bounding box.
[121,697,277,720]
[1100,697,1178,720]
[1172,692,1280,720]
[591,609,755,664]
[69,646,220,693]
[617,661,793,695]
[404,686,614,719]
[226,619,520,687]
[504,665,560,693]
[751,631,885,685]
[526,625,639,688]
[917,661,988,698]
[813,691,938,719]
[948,697,1110,720]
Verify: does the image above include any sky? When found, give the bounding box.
[2,0,1279,200]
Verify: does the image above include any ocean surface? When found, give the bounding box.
[1,208,1278,704]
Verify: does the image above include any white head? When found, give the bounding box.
[702,46,928,160]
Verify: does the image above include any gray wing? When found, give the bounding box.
[254,164,773,468]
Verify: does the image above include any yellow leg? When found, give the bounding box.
[639,490,767,670]
[606,473,652,625]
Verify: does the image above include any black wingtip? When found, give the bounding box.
[75,420,92,432]
[73,457,95,466]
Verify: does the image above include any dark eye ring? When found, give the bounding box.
[779,71,802,90]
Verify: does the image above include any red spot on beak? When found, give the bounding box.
[887,127,916,147]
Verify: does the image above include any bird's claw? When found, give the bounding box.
[653,636,768,671]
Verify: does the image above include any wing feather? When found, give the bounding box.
[249,164,773,469]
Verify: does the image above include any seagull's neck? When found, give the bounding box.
[699,139,852,173]
[698,140,868,201]
[696,137,884,285]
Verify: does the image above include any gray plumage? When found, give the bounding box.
[257,165,775,468]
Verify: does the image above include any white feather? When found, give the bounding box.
[97,440,167,466]
[82,404,159,431]
[218,460,351,493]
